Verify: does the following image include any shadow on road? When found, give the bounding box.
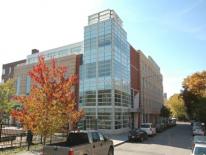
[142,122,193,150]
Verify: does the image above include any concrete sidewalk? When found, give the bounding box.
[15,151,39,155]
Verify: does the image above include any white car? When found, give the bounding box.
[192,143,206,155]
[140,123,156,136]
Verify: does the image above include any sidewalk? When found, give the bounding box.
[15,151,39,155]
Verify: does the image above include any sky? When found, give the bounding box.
[0,0,205,98]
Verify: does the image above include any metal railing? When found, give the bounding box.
[0,124,67,152]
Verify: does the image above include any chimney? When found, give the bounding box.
[32,49,39,54]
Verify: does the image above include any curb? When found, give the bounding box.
[114,140,128,147]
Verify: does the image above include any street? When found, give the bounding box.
[115,122,193,155]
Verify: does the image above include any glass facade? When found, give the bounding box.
[80,10,131,131]
[26,42,83,64]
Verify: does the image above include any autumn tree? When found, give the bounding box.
[182,71,206,96]
[181,70,206,122]
[12,57,84,144]
[0,79,15,124]
[166,94,186,120]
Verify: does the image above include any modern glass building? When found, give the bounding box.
[79,9,131,133]
[1,9,163,133]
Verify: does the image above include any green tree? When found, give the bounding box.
[0,80,15,123]
[160,105,171,118]
[167,94,186,120]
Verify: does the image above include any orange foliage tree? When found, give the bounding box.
[12,57,84,144]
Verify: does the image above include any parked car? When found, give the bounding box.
[42,130,114,155]
[160,122,166,130]
[192,143,206,155]
[128,128,148,142]
[193,122,202,127]
[191,120,196,126]
[140,123,156,136]
[156,123,164,132]
[192,136,206,150]
[193,128,205,136]
[171,118,176,126]
[193,125,202,131]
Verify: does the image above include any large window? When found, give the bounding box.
[86,62,96,78]
[122,92,130,107]
[98,108,112,129]
[98,60,111,77]
[85,91,96,106]
[98,89,111,106]
[115,108,122,129]
[84,108,97,129]
[123,109,129,128]
[115,90,121,106]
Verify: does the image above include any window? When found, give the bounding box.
[98,60,111,77]
[26,76,31,95]
[85,91,96,106]
[98,89,111,106]
[2,68,5,75]
[16,76,21,95]
[115,108,122,129]
[86,63,96,79]
[98,34,111,47]
[9,67,12,74]
[140,124,150,128]
[98,108,112,129]
[194,147,206,154]
[71,46,81,53]
[92,132,100,142]
[115,90,121,106]
[98,133,105,141]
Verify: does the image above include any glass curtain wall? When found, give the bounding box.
[80,10,130,131]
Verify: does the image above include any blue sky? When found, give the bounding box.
[0,0,205,97]
[100,0,206,97]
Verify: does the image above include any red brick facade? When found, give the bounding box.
[130,46,141,127]
[2,59,26,82]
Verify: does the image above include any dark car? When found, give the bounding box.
[128,128,148,142]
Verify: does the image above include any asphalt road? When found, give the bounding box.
[115,122,193,155]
